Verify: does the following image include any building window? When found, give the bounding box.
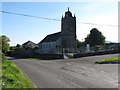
[49,43,51,48]
[45,43,47,49]
[45,44,47,49]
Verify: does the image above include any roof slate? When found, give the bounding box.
[40,32,61,43]
[22,41,36,45]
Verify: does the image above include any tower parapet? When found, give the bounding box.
[61,8,77,53]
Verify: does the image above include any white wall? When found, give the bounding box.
[40,42,56,52]
[38,37,61,53]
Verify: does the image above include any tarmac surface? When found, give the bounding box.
[7,54,119,88]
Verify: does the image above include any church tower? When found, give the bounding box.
[61,8,77,52]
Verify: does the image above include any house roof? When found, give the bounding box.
[22,40,36,46]
[40,32,61,43]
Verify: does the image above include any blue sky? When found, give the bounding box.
[2,2,118,46]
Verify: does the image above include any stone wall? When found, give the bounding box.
[9,49,64,60]
[73,50,120,58]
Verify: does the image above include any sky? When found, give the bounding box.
[1,1,119,46]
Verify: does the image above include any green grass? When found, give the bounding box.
[9,55,57,60]
[27,58,41,60]
[66,53,77,56]
[2,57,35,88]
[95,58,120,64]
[27,58,58,60]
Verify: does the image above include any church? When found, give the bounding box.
[38,8,77,54]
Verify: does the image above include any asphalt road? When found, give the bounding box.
[7,54,119,88]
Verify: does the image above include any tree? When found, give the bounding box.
[0,35,10,54]
[85,28,105,46]
[16,44,21,48]
[15,44,22,50]
[10,46,16,51]
[76,39,85,48]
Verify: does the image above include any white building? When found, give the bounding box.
[22,40,38,48]
[38,32,61,53]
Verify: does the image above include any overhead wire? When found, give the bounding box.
[1,11,60,21]
[78,22,119,27]
[1,10,119,27]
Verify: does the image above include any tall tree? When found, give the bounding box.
[85,28,105,46]
[76,39,85,48]
[0,35,10,54]
[16,44,21,48]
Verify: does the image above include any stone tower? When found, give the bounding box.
[61,8,77,52]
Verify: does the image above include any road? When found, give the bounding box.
[7,54,119,88]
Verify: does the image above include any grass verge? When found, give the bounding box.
[27,58,41,60]
[2,56,35,88]
[66,53,77,56]
[9,55,58,60]
[95,58,120,64]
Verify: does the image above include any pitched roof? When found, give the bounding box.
[22,40,36,46]
[40,32,61,43]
